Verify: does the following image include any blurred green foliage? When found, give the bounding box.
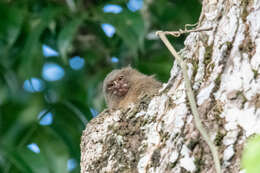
[242,135,260,173]
[0,0,201,172]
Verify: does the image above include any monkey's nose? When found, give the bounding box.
[113,81,120,89]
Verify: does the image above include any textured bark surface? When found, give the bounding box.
[81,0,260,172]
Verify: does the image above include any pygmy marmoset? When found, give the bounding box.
[103,66,162,109]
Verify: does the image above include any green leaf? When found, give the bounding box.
[0,3,24,48]
[96,8,146,53]
[19,7,62,78]
[18,148,50,173]
[0,145,32,173]
[62,100,89,124]
[0,143,49,173]
[242,135,260,173]
[21,7,62,58]
[1,98,42,146]
[35,128,70,173]
[58,18,82,63]
[0,3,25,67]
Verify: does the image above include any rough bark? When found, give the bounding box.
[81,0,260,172]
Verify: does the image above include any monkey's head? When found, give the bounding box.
[103,67,131,98]
[103,66,161,109]
[103,67,141,107]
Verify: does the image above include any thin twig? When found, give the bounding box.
[163,27,212,37]
[156,31,221,173]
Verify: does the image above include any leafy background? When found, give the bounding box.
[0,0,201,172]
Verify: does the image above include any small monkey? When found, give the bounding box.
[103,66,162,109]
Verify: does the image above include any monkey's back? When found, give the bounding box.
[117,73,162,109]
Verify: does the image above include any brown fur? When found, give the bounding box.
[103,67,162,109]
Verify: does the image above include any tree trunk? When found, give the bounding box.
[80,0,260,172]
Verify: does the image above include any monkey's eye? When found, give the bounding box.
[108,83,114,88]
[118,76,124,80]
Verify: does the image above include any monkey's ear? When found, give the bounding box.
[121,65,133,71]
[126,64,132,69]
